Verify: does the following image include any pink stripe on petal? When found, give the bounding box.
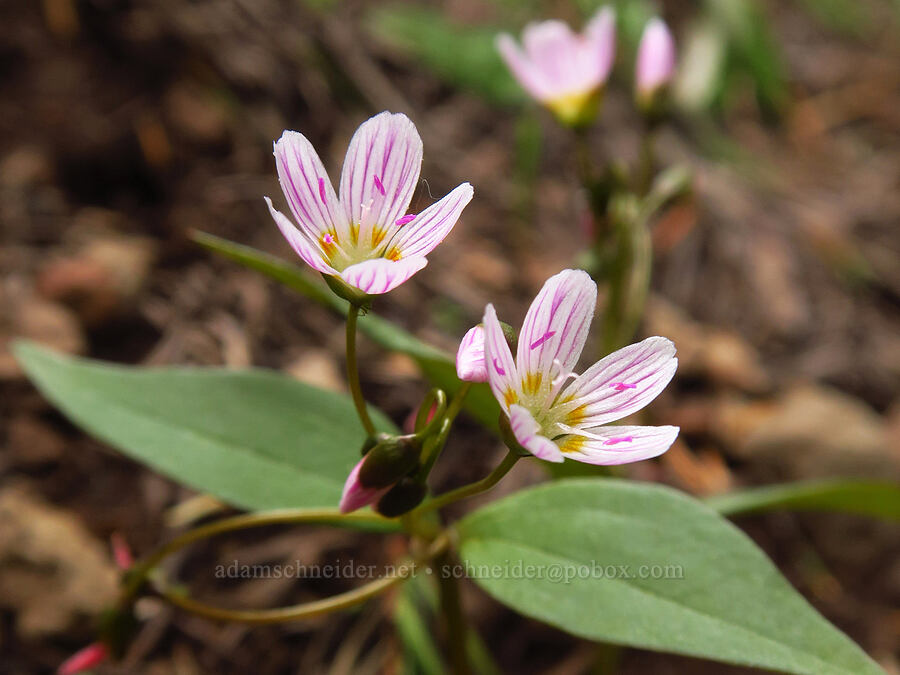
[564,425,678,465]
[265,197,337,275]
[388,183,473,259]
[483,303,519,413]
[274,131,346,240]
[516,269,596,387]
[339,112,423,244]
[509,404,564,462]
[456,325,488,383]
[340,256,427,295]
[395,213,416,226]
[564,336,677,426]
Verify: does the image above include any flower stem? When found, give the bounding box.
[123,510,448,625]
[436,550,470,675]
[413,451,520,516]
[346,304,376,436]
[417,383,472,479]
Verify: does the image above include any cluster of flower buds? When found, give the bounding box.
[340,432,428,516]
[497,7,677,126]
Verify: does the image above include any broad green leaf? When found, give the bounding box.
[14,342,399,523]
[369,6,525,106]
[192,231,500,429]
[708,480,900,522]
[458,479,882,675]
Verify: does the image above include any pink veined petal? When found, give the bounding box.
[340,458,391,513]
[274,130,348,241]
[562,425,679,465]
[496,33,550,101]
[508,404,564,463]
[583,6,616,86]
[340,256,427,295]
[265,197,337,275]
[482,303,520,413]
[456,324,487,383]
[339,112,423,246]
[516,269,596,391]
[561,336,677,426]
[636,18,676,96]
[523,20,582,97]
[386,183,473,259]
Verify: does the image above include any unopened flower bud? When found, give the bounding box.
[635,18,676,111]
[340,457,391,513]
[375,477,428,517]
[456,325,487,383]
[58,643,108,675]
[357,435,420,489]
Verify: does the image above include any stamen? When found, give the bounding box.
[603,436,634,446]
[610,382,637,392]
[493,358,506,376]
[373,175,386,196]
[530,330,556,350]
[318,177,327,205]
[395,213,416,226]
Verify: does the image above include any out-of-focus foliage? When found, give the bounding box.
[370,6,525,106]
[708,480,900,521]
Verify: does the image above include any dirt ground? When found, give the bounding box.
[1,0,899,673]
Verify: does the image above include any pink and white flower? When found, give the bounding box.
[496,8,616,125]
[456,325,487,383]
[266,112,474,295]
[482,269,679,465]
[635,18,676,104]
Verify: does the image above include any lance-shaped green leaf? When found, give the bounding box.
[457,479,883,675]
[192,231,500,429]
[708,480,900,522]
[14,342,399,525]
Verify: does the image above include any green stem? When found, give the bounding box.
[123,508,392,600]
[346,304,376,436]
[418,383,472,479]
[436,550,470,675]
[413,451,520,516]
[125,511,449,625]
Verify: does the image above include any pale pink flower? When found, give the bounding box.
[339,456,391,513]
[483,269,679,464]
[635,18,676,102]
[266,112,474,295]
[497,8,615,125]
[456,325,487,383]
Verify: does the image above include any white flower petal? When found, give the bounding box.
[516,269,596,392]
[509,404,564,462]
[483,303,519,413]
[274,130,347,241]
[561,336,677,426]
[339,112,422,246]
[340,256,427,295]
[264,197,336,275]
[561,425,679,465]
[386,183,473,259]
